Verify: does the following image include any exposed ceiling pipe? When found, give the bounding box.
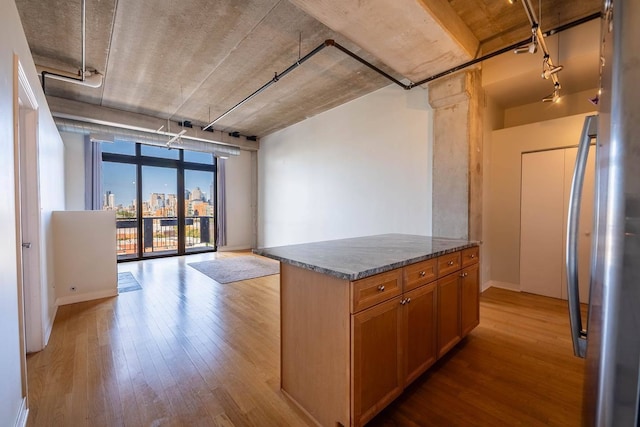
[203,40,331,131]
[201,13,598,129]
[410,12,599,87]
[39,0,103,91]
[39,66,103,88]
[54,118,241,157]
[202,39,409,131]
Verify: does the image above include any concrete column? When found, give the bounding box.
[428,69,482,240]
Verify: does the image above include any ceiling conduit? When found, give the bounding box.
[55,118,241,157]
[203,12,600,130]
[39,0,104,90]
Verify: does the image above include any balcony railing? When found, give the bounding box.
[115,216,214,258]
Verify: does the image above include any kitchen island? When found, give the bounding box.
[255,234,480,427]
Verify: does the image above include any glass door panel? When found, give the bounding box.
[142,166,178,257]
[102,161,138,260]
[185,169,215,253]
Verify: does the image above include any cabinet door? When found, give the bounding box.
[436,273,461,358]
[404,282,437,385]
[352,297,403,426]
[461,263,480,337]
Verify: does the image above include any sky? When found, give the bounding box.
[101,141,215,207]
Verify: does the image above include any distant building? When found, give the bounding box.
[191,187,203,201]
[103,190,115,210]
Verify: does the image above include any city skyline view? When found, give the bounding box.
[102,162,215,208]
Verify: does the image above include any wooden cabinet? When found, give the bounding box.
[351,270,402,313]
[403,282,437,384]
[437,249,480,356]
[280,245,480,427]
[403,258,437,292]
[352,297,404,426]
[436,272,461,358]
[461,263,480,337]
[352,281,439,426]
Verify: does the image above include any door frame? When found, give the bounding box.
[14,56,44,356]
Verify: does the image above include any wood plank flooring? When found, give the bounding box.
[26,252,585,426]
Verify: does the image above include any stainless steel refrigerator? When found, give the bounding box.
[566,0,640,425]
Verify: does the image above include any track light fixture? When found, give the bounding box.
[542,82,561,103]
[514,25,538,54]
[541,54,564,79]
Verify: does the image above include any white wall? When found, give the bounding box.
[485,112,595,290]
[0,0,65,423]
[61,131,85,210]
[480,95,504,289]
[258,84,432,248]
[504,88,599,128]
[219,150,256,250]
[53,211,118,305]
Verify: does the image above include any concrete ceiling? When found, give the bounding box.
[15,0,601,138]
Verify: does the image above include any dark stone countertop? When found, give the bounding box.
[253,234,478,281]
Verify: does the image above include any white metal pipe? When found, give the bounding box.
[81,0,86,79]
[54,117,241,156]
[37,66,103,88]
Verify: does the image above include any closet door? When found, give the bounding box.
[520,147,595,301]
[520,150,565,298]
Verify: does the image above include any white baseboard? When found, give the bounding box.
[14,397,28,427]
[483,280,520,292]
[56,288,118,306]
[43,304,58,346]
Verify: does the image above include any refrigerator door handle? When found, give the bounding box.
[566,114,597,358]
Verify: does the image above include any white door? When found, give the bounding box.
[520,146,595,302]
[520,149,565,298]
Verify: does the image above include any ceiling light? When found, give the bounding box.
[514,26,538,54]
[514,42,538,54]
[542,65,564,79]
[166,129,187,146]
[508,0,515,3]
[542,82,561,103]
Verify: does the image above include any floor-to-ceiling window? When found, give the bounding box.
[102,141,216,261]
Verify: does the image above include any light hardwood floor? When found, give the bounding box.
[26,252,585,426]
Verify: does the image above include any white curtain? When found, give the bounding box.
[216,158,227,247]
[84,136,102,210]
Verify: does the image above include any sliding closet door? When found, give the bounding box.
[520,149,565,298]
[520,146,595,301]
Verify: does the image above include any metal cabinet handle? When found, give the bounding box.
[470,254,476,259]
[419,271,426,277]
[447,260,454,266]
[460,272,468,278]
[400,298,407,305]
[377,285,385,292]
[406,298,411,304]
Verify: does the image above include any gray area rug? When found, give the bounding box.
[188,256,280,284]
[118,272,142,293]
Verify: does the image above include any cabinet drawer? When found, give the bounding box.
[351,269,402,313]
[403,258,437,292]
[437,252,461,277]
[461,246,479,267]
